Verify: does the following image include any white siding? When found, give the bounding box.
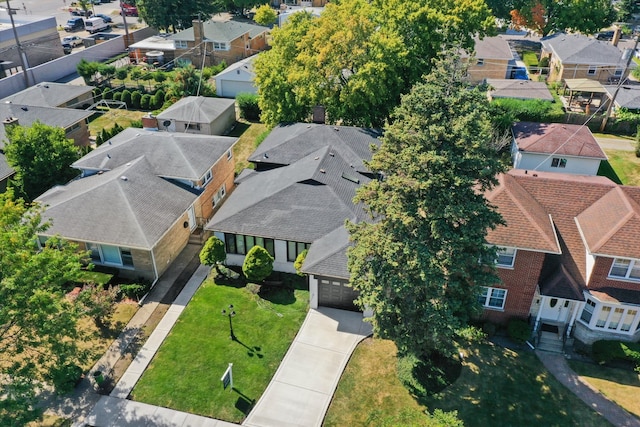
[514,152,601,176]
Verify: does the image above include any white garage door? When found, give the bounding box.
[218,80,255,98]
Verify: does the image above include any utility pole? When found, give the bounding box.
[120,3,130,48]
[601,36,640,131]
[5,0,30,87]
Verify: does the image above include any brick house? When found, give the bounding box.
[36,129,237,282]
[466,36,515,84]
[484,169,640,346]
[155,96,236,135]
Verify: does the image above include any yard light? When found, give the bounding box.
[222,304,236,341]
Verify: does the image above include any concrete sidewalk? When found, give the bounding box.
[243,307,372,427]
[536,351,640,427]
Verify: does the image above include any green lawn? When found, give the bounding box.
[568,360,640,419]
[88,109,146,137]
[228,120,270,174]
[131,277,309,423]
[601,149,640,186]
[522,51,539,67]
[327,339,612,427]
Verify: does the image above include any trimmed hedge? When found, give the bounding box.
[492,98,565,123]
[592,340,640,367]
[507,318,531,344]
[237,93,261,120]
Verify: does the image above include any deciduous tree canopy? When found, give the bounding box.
[347,56,505,358]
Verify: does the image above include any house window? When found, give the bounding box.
[551,158,567,168]
[225,233,275,257]
[66,123,81,133]
[614,68,623,77]
[580,299,596,323]
[86,243,134,268]
[185,123,201,131]
[621,310,638,332]
[496,247,516,268]
[595,306,611,328]
[202,169,212,186]
[175,40,188,49]
[478,286,507,310]
[587,66,597,76]
[609,258,640,281]
[476,58,484,66]
[287,241,310,262]
[608,307,624,330]
[213,42,228,51]
[213,184,226,206]
[227,149,233,161]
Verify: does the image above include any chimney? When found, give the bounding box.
[141,114,158,131]
[192,19,204,45]
[3,117,18,127]
[312,105,326,124]
[612,26,621,47]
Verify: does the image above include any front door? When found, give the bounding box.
[539,297,572,323]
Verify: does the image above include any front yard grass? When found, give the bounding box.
[601,149,640,186]
[326,339,612,427]
[568,360,640,419]
[131,276,309,423]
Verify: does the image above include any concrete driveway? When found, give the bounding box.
[242,307,372,427]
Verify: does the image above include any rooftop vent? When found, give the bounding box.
[329,152,334,157]
[320,169,326,173]
[120,176,128,181]
[341,172,360,184]
[21,106,28,111]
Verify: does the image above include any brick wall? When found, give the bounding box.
[152,211,192,278]
[482,250,545,325]
[589,256,640,293]
[195,152,236,222]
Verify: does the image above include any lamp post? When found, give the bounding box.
[222,304,236,341]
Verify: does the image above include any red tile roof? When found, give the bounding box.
[512,122,607,159]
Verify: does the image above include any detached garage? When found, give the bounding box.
[214,55,257,98]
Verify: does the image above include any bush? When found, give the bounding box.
[482,322,496,337]
[592,340,640,367]
[152,89,165,109]
[102,87,112,100]
[200,236,226,268]
[131,90,142,109]
[492,98,564,123]
[237,93,261,120]
[140,93,152,110]
[118,283,149,301]
[456,325,487,343]
[47,363,83,394]
[242,246,274,282]
[507,318,531,344]
[130,119,143,128]
[113,92,122,102]
[294,249,307,276]
[121,89,132,107]
[636,126,640,158]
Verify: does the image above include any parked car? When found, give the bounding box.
[62,44,73,55]
[120,3,138,16]
[96,14,113,23]
[64,17,85,32]
[70,8,93,17]
[62,35,83,47]
[595,30,615,41]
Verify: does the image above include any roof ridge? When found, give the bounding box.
[587,187,638,253]
[114,165,152,248]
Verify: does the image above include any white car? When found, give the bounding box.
[62,36,83,48]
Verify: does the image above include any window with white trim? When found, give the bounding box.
[580,299,596,323]
[213,184,226,206]
[478,286,507,309]
[287,241,310,262]
[202,169,213,186]
[86,243,134,268]
[587,66,597,76]
[614,68,623,77]
[551,157,567,168]
[621,310,638,332]
[496,247,516,268]
[609,258,640,281]
[213,42,228,50]
[175,40,188,49]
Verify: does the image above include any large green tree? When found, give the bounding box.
[4,122,81,201]
[254,0,494,127]
[137,0,225,32]
[511,0,615,36]
[347,56,506,359]
[0,191,88,425]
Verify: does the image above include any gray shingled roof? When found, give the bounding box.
[0,154,13,182]
[604,85,640,110]
[487,79,554,101]
[249,123,382,174]
[206,145,372,242]
[1,82,94,108]
[72,128,236,180]
[170,20,268,42]
[0,104,92,150]
[473,36,514,60]
[301,226,351,279]
[155,96,236,124]
[541,33,631,66]
[37,157,198,249]
[214,55,256,79]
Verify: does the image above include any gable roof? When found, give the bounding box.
[0,154,13,182]
[576,186,640,259]
[72,128,236,180]
[155,96,235,124]
[472,36,514,60]
[36,157,198,249]
[302,226,351,279]
[512,122,607,159]
[1,82,94,108]
[486,79,554,101]
[214,54,256,79]
[170,20,268,42]
[541,33,630,66]
[604,85,640,109]
[249,123,382,174]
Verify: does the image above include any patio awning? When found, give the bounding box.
[564,78,606,93]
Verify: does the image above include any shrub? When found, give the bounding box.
[294,249,308,276]
[113,91,122,102]
[152,89,165,109]
[237,93,261,120]
[636,126,640,158]
[242,246,274,282]
[456,325,487,343]
[592,340,640,367]
[539,56,550,69]
[130,119,143,128]
[119,283,149,301]
[131,90,142,109]
[482,322,496,337]
[47,363,83,394]
[507,318,531,344]
[102,87,112,100]
[76,284,119,328]
[140,93,152,110]
[200,236,227,268]
[115,68,129,80]
[492,98,564,123]
[121,89,132,107]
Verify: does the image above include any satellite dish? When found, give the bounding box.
[163,120,171,127]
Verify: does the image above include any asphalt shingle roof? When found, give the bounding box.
[37,157,198,249]
[155,96,236,124]
[170,20,268,42]
[473,36,514,60]
[72,128,236,180]
[1,82,94,108]
[512,122,607,159]
[541,33,630,66]
[301,226,351,279]
[486,79,554,101]
[604,85,640,110]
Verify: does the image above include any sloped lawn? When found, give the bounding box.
[326,338,612,427]
[131,277,309,423]
[601,149,640,186]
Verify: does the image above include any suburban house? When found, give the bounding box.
[155,96,236,135]
[0,82,95,109]
[486,79,554,102]
[511,122,607,176]
[466,36,515,83]
[36,129,237,281]
[0,104,93,191]
[213,55,257,98]
[484,169,640,346]
[204,123,382,310]
[169,19,269,67]
[541,33,633,84]
[603,84,640,112]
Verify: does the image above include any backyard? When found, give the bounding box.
[131,274,309,423]
[326,338,612,427]
[600,149,640,186]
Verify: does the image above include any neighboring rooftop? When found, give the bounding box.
[487,79,554,101]
[155,96,236,124]
[170,20,268,42]
[541,32,631,67]
[1,82,94,108]
[512,122,607,159]
[604,85,640,110]
[472,35,514,60]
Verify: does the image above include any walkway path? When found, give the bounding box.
[536,351,640,427]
